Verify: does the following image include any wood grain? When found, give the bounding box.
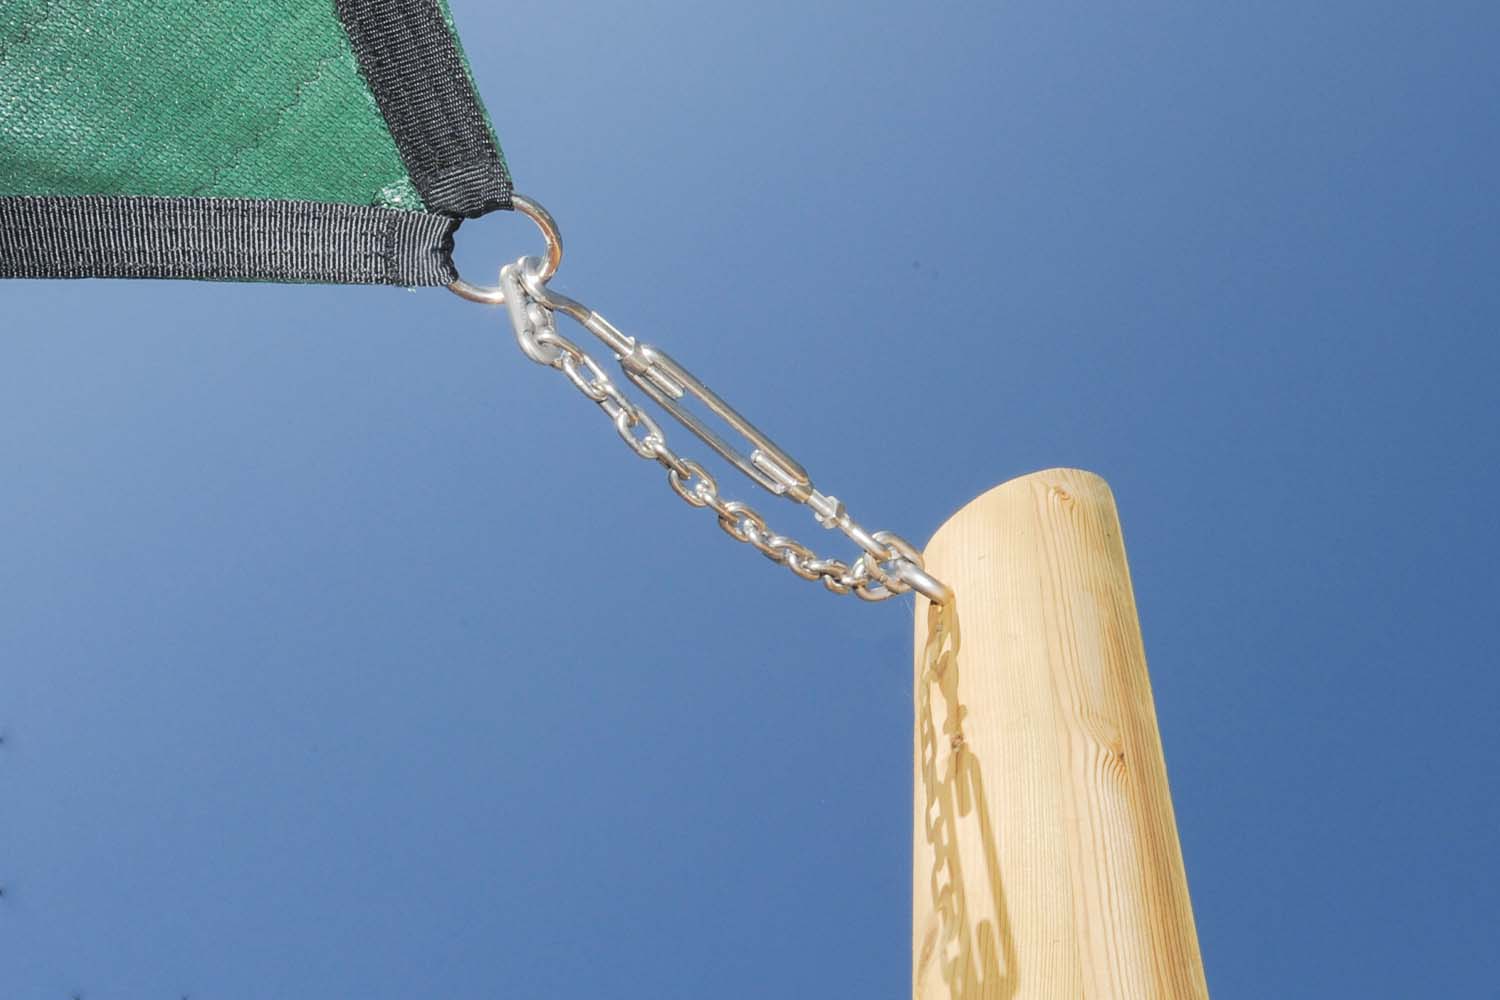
[913,469,1207,999]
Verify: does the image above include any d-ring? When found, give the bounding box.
[448,193,563,304]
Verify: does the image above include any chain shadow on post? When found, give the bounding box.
[915,600,1018,1000]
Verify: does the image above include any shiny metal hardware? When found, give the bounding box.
[447,193,563,305]
[453,193,953,606]
[619,342,814,503]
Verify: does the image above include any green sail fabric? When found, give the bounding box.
[0,0,511,284]
[1,0,420,209]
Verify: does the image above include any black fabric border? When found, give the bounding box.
[335,0,512,218]
[0,196,460,285]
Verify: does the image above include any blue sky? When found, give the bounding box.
[3,1,1498,996]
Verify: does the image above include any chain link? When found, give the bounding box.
[490,258,952,605]
[459,195,952,605]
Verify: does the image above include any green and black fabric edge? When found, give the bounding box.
[0,196,459,285]
[335,0,511,219]
[0,0,508,287]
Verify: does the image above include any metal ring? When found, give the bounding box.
[448,193,564,304]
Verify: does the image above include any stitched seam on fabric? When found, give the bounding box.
[0,234,390,264]
[333,0,510,217]
[0,197,455,284]
[188,47,347,197]
[0,206,384,225]
[381,215,398,283]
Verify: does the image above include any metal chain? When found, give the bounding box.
[453,194,952,605]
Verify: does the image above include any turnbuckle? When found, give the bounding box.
[449,193,953,606]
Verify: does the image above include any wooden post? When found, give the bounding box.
[913,469,1208,999]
